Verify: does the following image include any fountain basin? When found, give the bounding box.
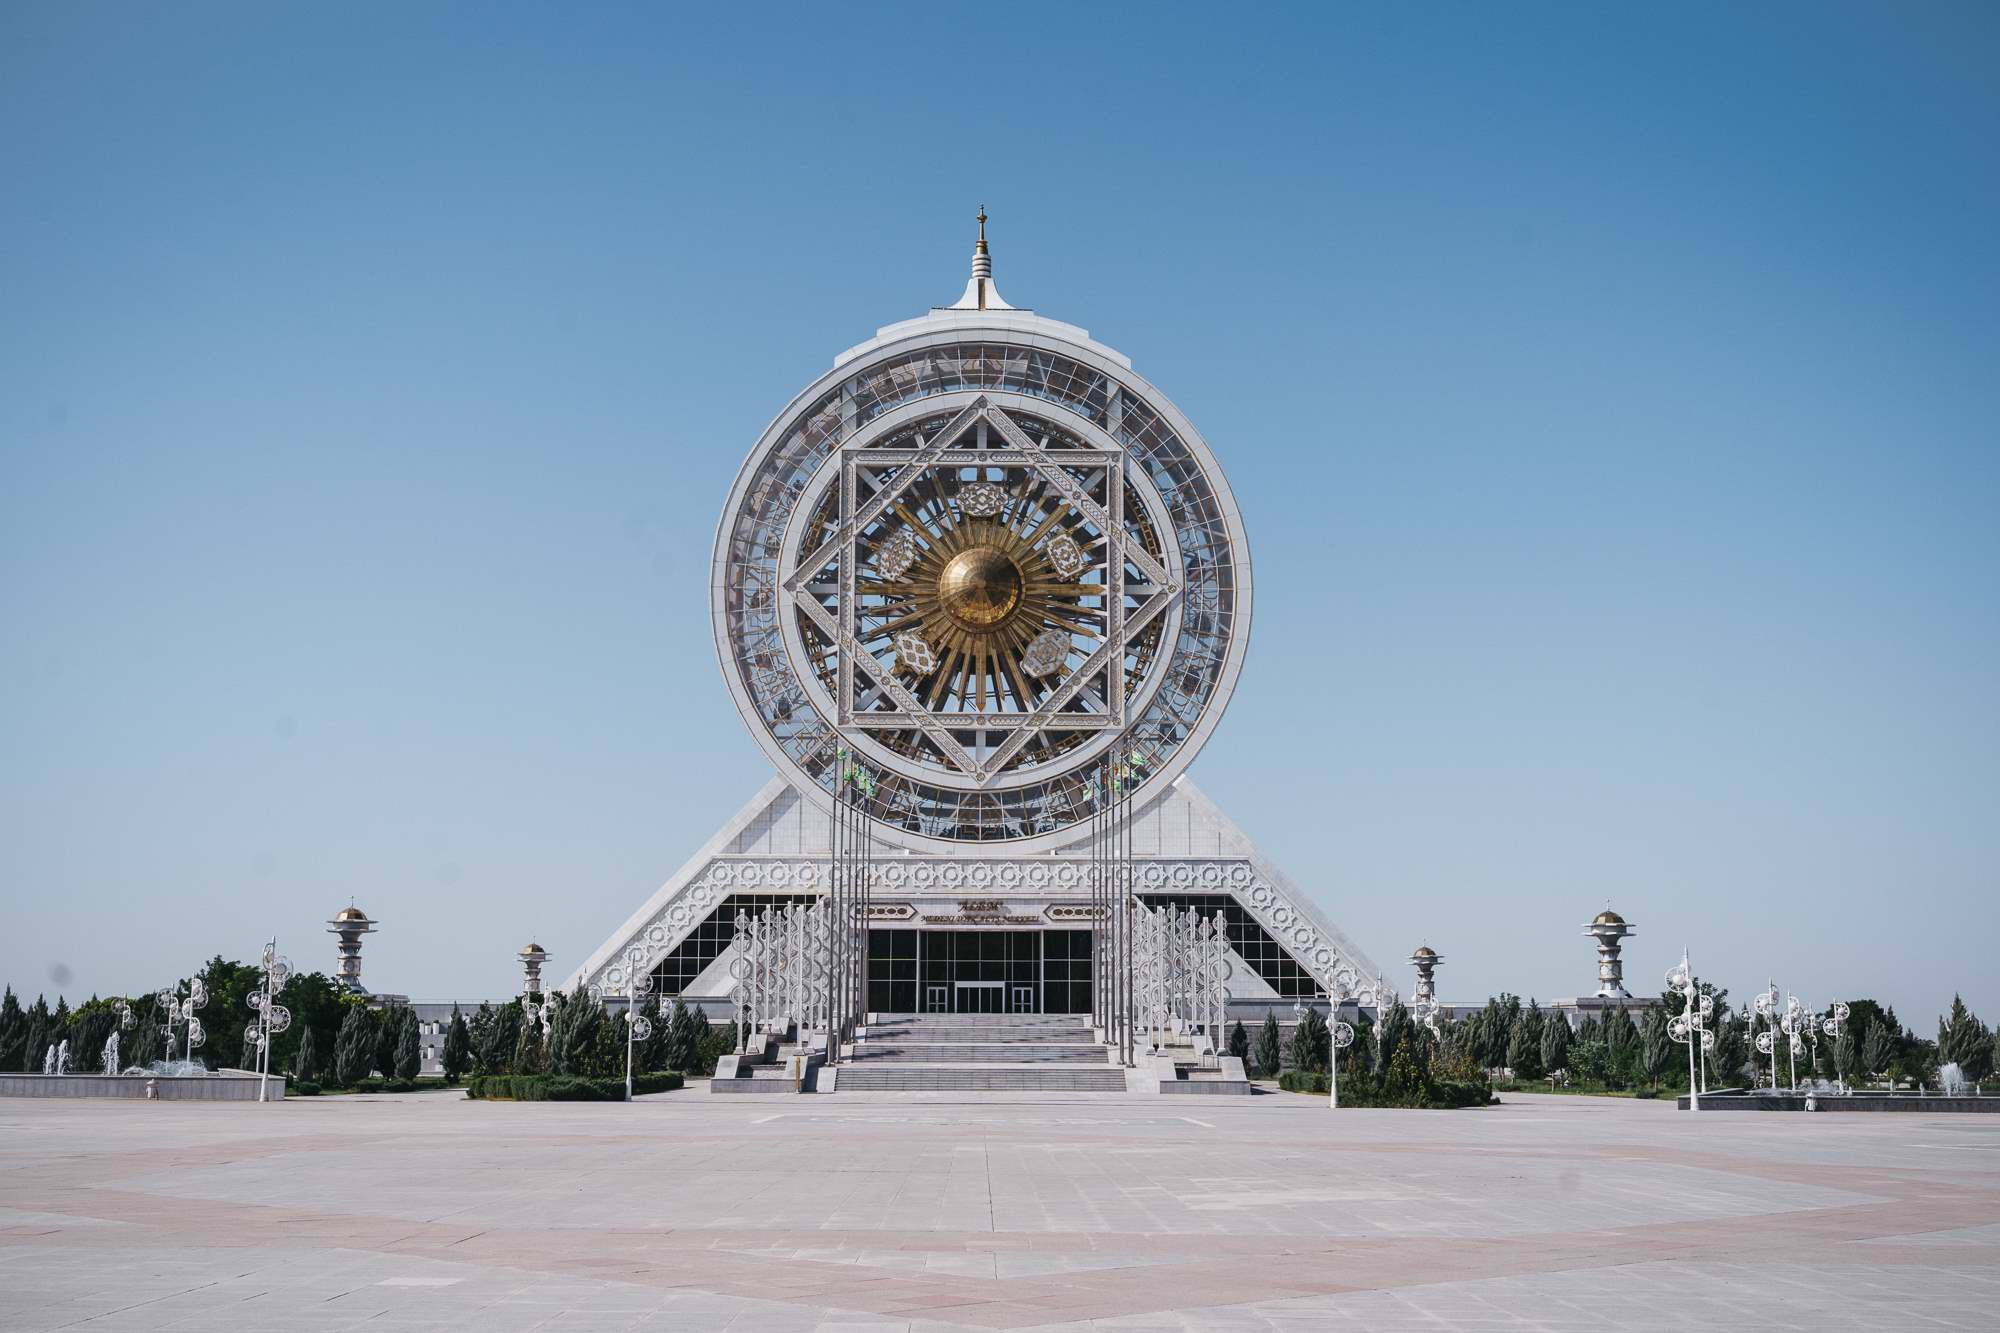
[0,1070,284,1101]
[1678,1089,1997,1112]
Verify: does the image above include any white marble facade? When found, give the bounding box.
[568,774,1379,1009]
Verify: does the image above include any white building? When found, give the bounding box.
[569,217,1382,1085]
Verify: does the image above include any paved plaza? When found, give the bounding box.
[2,1089,1997,1332]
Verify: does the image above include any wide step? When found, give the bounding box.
[836,1067,1128,1092]
[853,1044,1105,1064]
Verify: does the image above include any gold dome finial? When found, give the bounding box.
[976,204,988,252]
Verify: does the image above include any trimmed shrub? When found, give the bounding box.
[464,1072,682,1101]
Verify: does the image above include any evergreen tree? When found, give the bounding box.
[333,1004,373,1087]
[1861,1019,1895,1081]
[372,1006,401,1078]
[1289,1007,1330,1074]
[1540,1012,1571,1077]
[23,996,51,1073]
[550,992,605,1076]
[468,1003,496,1075]
[395,1010,421,1080]
[662,998,698,1073]
[293,1026,318,1083]
[1254,1012,1281,1079]
[1227,1020,1249,1063]
[1602,1007,1638,1086]
[1374,1001,1412,1086]
[483,1001,523,1075]
[1383,1040,1426,1105]
[0,986,22,1071]
[703,1021,738,1073]
[513,1011,546,1074]
[1505,1016,1543,1081]
[442,1006,471,1082]
[1638,1008,1672,1089]
[672,1001,708,1074]
[128,1014,163,1068]
[1937,996,1993,1082]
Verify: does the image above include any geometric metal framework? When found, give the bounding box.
[715,322,1251,852]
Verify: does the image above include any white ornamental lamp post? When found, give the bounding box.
[1822,1001,1851,1093]
[590,945,656,1101]
[1780,992,1808,1091]
[1752,981,1781,1091]
[157,977,208,1067]
[1664,949,1713,1110]
[243,941,294,1103]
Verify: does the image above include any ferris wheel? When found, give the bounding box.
[713,311,1252,852]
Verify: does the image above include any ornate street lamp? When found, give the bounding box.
[590,945,656,1101]
[156,977,207,1068]
[1752,981,1781,1091]
[1822,1001,1851,1092]
[243,941,294,1102]
[1664,949,1714,1110]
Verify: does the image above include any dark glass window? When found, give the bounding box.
[649,893,817,997]
[1041,928,1091,1014]
[867,928,918,1014]
[1140,894,1317,998]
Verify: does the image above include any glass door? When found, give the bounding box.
[1010,985,1035,1014]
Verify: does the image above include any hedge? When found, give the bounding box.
[1276,1071,1493,1108]
[465,1072,685,1102]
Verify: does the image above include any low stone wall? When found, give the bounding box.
[0,1072,284,1101]
[1679,1090,1997,1112]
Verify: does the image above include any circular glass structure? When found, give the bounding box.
[712,315,1251,851]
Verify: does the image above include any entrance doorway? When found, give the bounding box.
[955,981,1005,1014]
[866,929,1093,1014]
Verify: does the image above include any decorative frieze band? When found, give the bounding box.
[582,854,1364,996]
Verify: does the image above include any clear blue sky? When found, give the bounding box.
[4,4,1995,1025]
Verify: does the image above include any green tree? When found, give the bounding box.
[482,1001,523,1075]
[1570,1038,1609,1085]
[373,1005,402,1079]
[1289,1008,1330,1074]
[394,1010,421,1080]
[549,992,605,1076]
[1253,1012,1281,1079]
[1227,1020,1249,1064]
[293,1026,318,1083]
[1506,1016,1543,1081]
[1638,1008,1673,1089]
[1382,1040,1426,1105]
[1861,1019,1895,1081]
[190,957,263,1071]
[1602,1007,1638,1087]
[270,972,346,1082]
[23,995,51,1072]
[0,987,23,1071]
[127,1011,163,1068]
[1374,1001,1412,1087]
[513,1010,546,1074]
[661,998,697,1073]
[442,1006,471,1082]
[1937,996,1993,1082]
[333,1004,373,1087]
[1540,1012,1571,1077]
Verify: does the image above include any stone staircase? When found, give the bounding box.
[829,1014,1128,1093]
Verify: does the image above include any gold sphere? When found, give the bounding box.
[937,546,1024,630]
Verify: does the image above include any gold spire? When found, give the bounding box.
[976,204,988,253]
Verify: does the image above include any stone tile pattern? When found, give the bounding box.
[2,1091,1997,1330]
